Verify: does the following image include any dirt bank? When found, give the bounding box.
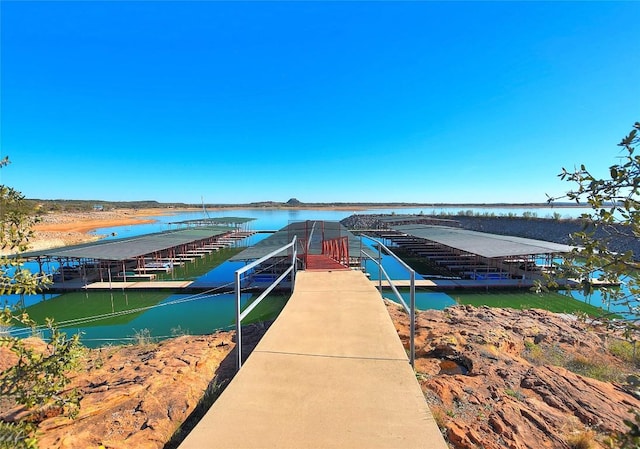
[34,211,161,234]
[10,209,187,254]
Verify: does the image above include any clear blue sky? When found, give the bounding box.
[1,1,638,204]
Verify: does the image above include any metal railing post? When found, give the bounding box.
[361,235,416,368]
[235,270,242,369]
[235,235,297,371]
[377,242,382,293]
[410,269,415,367]
[291,244,297,294]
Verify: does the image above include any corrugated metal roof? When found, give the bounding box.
[230,221,372,261]
[168,217,255,225]
[21,227,232,261]
[393,225,574,258]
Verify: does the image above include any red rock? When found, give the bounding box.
[386,302,640,449]
[1,326,269,449]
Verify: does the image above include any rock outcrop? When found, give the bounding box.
[3,307,638,449]
[386,302,640,449]
[1,324,270,449]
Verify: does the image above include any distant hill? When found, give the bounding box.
[28,199,183,213]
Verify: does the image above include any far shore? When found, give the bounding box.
[33,208,188,234]
[203,202,586,210]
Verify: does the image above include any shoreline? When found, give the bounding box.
[33,208,181,233]
[11,209,188,255]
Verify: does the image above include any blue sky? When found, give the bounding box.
[1,1,638,204]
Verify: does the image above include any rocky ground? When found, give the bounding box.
[0,324,270,449]
[2,307,638,448]
[386,302,640,449]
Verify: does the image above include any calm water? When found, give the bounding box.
[7,290,264,345]
[6,205,624,347]
[92,205,590,240]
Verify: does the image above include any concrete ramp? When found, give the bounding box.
[179,270,447,448]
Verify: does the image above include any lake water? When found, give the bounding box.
[92,205,590,240]
[5,205,627,347]
[8,290,252,344]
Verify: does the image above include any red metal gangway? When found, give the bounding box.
[321,235,349,265]
[296,221,350,271]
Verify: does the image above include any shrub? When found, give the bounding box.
[523,341,565,366]
[566,355,624,383]
[131,328,155,346]
[609,339,638,365]
[617,409,640,448]
[430,406,448,429]
[1,159,83,447]
[0,314,84,448]
[504,388,524,400]
[566,429,596,449]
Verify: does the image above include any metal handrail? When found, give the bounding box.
[235,235,297,370]
[361,235,415,367]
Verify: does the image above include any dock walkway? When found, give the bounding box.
[371,278,540,289]
[85,280,193,289]
[179,270,447,449]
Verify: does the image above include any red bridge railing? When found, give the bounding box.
[322,236,349,267]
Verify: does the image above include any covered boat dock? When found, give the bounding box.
[230,221,375,286]
[230,221,370,265]
[167,216,256,231]
[368,224,575,287]
[21,225,255,291]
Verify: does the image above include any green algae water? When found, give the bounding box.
[449,290,609,315]
[387,288,611,316]
[11,290,290,348]
[20,290,171,327]
[7,244,289,348]
[154,247,243,281]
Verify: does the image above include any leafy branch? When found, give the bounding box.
[0,158,82,448]
[547,122,640,321]
[547,122,640,449]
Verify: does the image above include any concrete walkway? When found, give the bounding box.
[179,270,447,449]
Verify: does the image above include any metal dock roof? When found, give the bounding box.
[393,224,574,258]
[168,217,256,226]
[22,226,233,261]
[377,215,460,226]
